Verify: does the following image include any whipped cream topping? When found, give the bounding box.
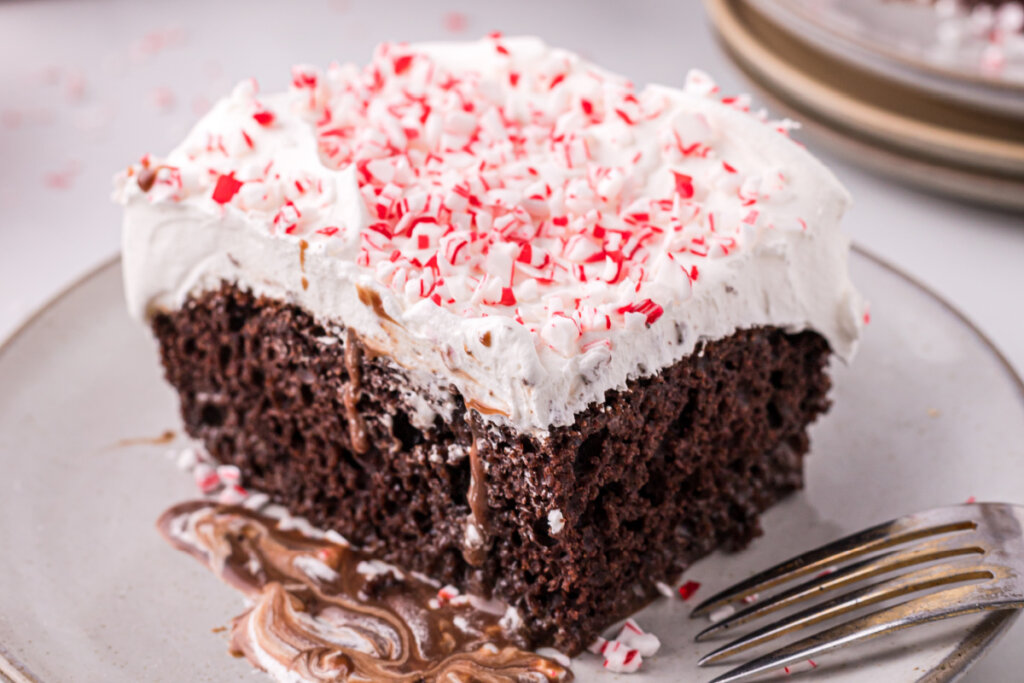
[115,36,864,434]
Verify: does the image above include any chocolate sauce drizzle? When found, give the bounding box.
[463,430,490,568]
[299,239,310,291]
[136,166,159,192]
[157,501,570,682]
[113,429,176,448]
[355,284,397,325]
[342,329,370,455]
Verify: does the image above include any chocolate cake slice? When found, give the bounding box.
[114,37,864,656]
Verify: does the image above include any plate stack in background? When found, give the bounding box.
[705,0,1024,210]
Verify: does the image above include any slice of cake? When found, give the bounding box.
[114,36,864,655]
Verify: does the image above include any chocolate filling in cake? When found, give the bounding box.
[152,282,832,655]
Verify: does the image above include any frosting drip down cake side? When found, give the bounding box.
[115,36,864,659]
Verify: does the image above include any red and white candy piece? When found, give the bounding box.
[217,484,249,505]
[588,636,609,656]
[216,464,241,484]
[193,463,221,494]
[615,619,661,657]
[587,619,660,674]
[437,585,461,603]
[601,640,643,674]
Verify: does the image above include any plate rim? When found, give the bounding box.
[0,248,1021,683]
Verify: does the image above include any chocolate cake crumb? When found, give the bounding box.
[153,282,832,655]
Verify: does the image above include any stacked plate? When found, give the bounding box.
[705,0,1024,211]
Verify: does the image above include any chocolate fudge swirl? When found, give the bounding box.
[158,501,570,682]
[342,329,370,455]
[462,430,490,568]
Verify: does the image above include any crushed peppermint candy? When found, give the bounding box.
[655,581,675,598]
[587,618,661,674]
[215,464,241,483]
[217,484,249,505]
[588,636,609,656]
[437,584,462,604]
[615,619,661,657]
[193,462,221,493]
[601,639,643,674]
[121,36,811,359]
[172,445,251,501]
[678,579,701,600]
[211,172,243,204]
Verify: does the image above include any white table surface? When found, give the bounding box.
[0,1,1021,681]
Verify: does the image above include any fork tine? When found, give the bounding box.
[690,518,976,618]
[698,564,993,666]
[695,542,985,641]
[704,581,1020,683]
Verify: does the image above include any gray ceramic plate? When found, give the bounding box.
[1,249,1022,682]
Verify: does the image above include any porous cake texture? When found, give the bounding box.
[154,285,830,654]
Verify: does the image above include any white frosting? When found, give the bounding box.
[114,36,864,435]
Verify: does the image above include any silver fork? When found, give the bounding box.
[690,502,1024,682]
